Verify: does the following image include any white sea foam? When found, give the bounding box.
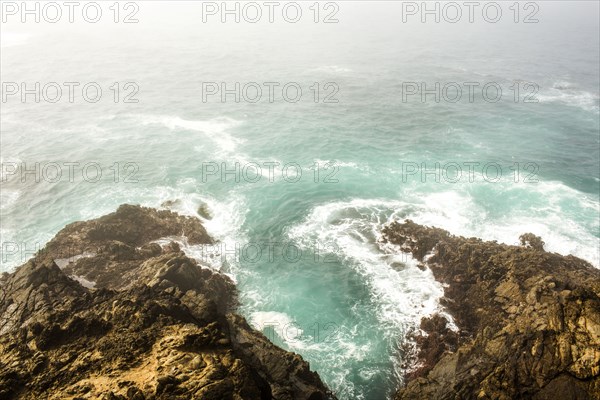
[136,115,243,156]
[404,182,600,267]
[313,158,371,173]
[0,157,22,213]
[288,199,449,323]
[290,178,599,269]
[310,65,353,74]
[74,182,249,280]
[287,198,453,383]
[249,309,373,397]
[249,311,304,342]
[0,157,23,183]
[0,189,20,211]
[538,82,600,113]
[152,189,248,280]
[285,185,599,392]
[552,81,575,90]
[132,114,283,180]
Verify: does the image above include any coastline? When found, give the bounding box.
[1,206,599,399]
[0,205,334,400]
[382,220,600,399]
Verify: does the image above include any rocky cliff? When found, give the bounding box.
[0,205,333,400]
[382,220,600,400]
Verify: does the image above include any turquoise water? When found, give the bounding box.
[1,2,599,399]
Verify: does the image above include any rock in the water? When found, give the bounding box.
[382,220,600,400]
[197,202,213,220]
[0,205,334,400]
[161,199,181,209]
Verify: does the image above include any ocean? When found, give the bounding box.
[1,1,599,398]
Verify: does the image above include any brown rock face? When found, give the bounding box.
[0,205,333,400]
[382,220,600,400]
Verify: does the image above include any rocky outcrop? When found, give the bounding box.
[382,220,600,400]
[0,205,333,400]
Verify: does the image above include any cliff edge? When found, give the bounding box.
[382,220,600,400]
[0,204,333,400]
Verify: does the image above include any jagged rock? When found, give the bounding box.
[197,202,213,220]
[37,204,213,267]
[161,200,181,209]
[382,220,600,400]
[0,205,333,400]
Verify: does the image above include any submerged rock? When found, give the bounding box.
[0,205,333,400]
[382,220,600,400]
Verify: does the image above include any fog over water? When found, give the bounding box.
[1,2,599,398]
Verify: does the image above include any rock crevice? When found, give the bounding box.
[0,205,333,400]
